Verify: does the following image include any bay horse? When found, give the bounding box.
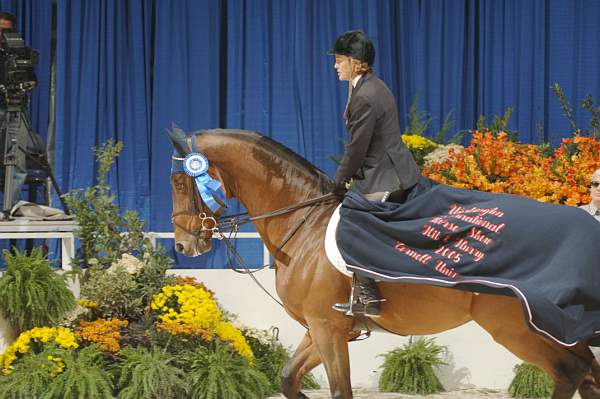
[167,128,600,399]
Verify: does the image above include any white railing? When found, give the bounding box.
[145,232,270,266]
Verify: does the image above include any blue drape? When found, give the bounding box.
[29,0,600,268]
[55,0,154,214]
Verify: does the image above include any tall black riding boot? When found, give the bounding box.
[332,273,384,317]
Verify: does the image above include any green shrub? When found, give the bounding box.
[43,345,114,399]
[63,140,172,273]
[81,266,144,320]
[508,363,554,398]
[114,347,187,399]
[378,336,446,394]
[185,344,271,399]
[0,347,54,399]
[0,248,75,332]
[244,329,319,393]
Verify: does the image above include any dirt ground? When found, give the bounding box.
[268,388,582,398]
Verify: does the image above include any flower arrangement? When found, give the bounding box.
[0,327,78,375]
[423,131,600,205]
[402,134,439,167]
[151,283,254,364]
[0,142,270,399]
[75,318,129,352]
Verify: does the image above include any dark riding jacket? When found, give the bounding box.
[334,73,420,195]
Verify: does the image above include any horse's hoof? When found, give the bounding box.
[579,386,600,399]
[297,392,309,399]
[579,381,600,399]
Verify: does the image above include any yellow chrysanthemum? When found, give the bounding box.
[0,327,78,375]
[402,134,438,150]
[151,283,254,363]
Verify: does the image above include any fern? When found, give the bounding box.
[378,336,446,394]
[185,344,271,399]
[0,348,54,398]
[508,363,554,398]
[42,345,114,399]
[0,248,75,333]
[113,347,187,399]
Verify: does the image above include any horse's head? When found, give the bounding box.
[168,126,226,257]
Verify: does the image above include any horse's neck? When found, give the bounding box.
[202,133,325,224]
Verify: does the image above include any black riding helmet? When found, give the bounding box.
[328,30,375,66]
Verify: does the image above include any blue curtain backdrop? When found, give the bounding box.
[6,0,599,268]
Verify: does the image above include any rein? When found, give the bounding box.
[172,191,337,309]
[215,193,335,310]
[216,192,336,232]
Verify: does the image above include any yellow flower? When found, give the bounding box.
[402,134,438,151]
[151,283,254,362]
[76,299,99,309]
[1,327,78,375]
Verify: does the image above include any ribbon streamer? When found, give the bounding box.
[182,153,226,212]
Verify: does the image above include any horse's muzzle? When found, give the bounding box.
[174,237,212,257]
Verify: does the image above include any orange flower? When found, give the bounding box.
[423,131,600,205]
[75,319,128,353]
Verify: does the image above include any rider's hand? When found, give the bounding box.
[332,183,347,201]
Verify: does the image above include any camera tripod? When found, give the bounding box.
[1,102,68,215]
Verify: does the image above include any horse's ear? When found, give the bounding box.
[166,124,190,156]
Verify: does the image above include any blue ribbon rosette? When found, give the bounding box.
[182,153,226,212]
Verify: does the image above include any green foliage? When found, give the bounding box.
[551,83,600,138]
[0,347,54,399]
[378,336,446,395]
[243,329,319,394]
[405,94,459,144]
[405,93,434,136]
[0,248,75,333]
[63,139,173,320]
[185,344,271,399]
[508,363,554,398]
[81,266,144,320]
[114,347,187,399]
[134,251,176,305]
[476,107,519,140]
[552,83,578,133]
[581,93,600,138]
[62,140,172,271]
[43,345,114,399]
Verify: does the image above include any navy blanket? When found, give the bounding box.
[336,180,600,346]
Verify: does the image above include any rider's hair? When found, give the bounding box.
[350,57,372,76]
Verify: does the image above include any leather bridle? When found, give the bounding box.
[170,168,337,314]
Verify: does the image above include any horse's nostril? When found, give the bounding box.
[175,243,184,252]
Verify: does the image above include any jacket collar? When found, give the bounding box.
[352,72,374,95]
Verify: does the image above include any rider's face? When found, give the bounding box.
[0,19,12,31]
[334,55,353,81]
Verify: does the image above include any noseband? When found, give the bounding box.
[171,184,222,240]
[171,210,220,240]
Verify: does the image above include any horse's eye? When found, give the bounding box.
[175,182,185,191]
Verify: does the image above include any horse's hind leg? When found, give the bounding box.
[579,358,600,399]
[472,295,592,399]
[281,332,322,399]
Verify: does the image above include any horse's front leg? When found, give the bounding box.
[306,316,353,399]
[281,332,322,399]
